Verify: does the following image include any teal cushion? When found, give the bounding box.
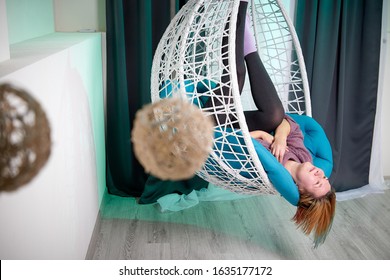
[159,79,215,107]
[159,79,196,101]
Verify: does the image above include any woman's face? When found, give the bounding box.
[296,162,331,198]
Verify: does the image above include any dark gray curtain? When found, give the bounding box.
[295,0,383,191]
[106,0,175,196]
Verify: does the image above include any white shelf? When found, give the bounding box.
[0,32,101,78]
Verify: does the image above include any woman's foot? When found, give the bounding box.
[244,14,257,56]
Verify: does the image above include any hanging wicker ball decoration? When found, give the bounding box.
[0,84,51,191]
[131,97,214,181]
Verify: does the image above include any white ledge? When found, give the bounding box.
[0,32,101,78]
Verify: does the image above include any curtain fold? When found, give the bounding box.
[295,0,383,192]
[105,0,173,196]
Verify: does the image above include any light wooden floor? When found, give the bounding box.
[86,186,390,260]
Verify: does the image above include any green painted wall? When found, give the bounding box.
[70,33,106,203]
[6,0,55,44]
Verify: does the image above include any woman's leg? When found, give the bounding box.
[240,5,284,132]
[204,0,284,132]
[243,51,285,132]
[235,1,247,93]
[203,1,248,126]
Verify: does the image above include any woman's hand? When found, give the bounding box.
[271,137,288,163]
[271,118,291,163]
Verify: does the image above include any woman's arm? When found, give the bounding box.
[271,118,290,162]
[250,130,274,144]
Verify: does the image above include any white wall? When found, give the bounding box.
[6,0,55,44]
[53,0,107,142]
[54,0,106,32]
[0,0,106,259]
[381,1,390,177]
[0,0,10,62]
[0,33,104,259]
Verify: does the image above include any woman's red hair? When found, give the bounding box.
[293,188,336,247]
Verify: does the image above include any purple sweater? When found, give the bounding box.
[254,115,312,165]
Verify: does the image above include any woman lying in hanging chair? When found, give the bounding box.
[204,0,336,247]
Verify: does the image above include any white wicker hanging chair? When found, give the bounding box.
[151,0,311,197]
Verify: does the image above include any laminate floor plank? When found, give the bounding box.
[86,188,390,260]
